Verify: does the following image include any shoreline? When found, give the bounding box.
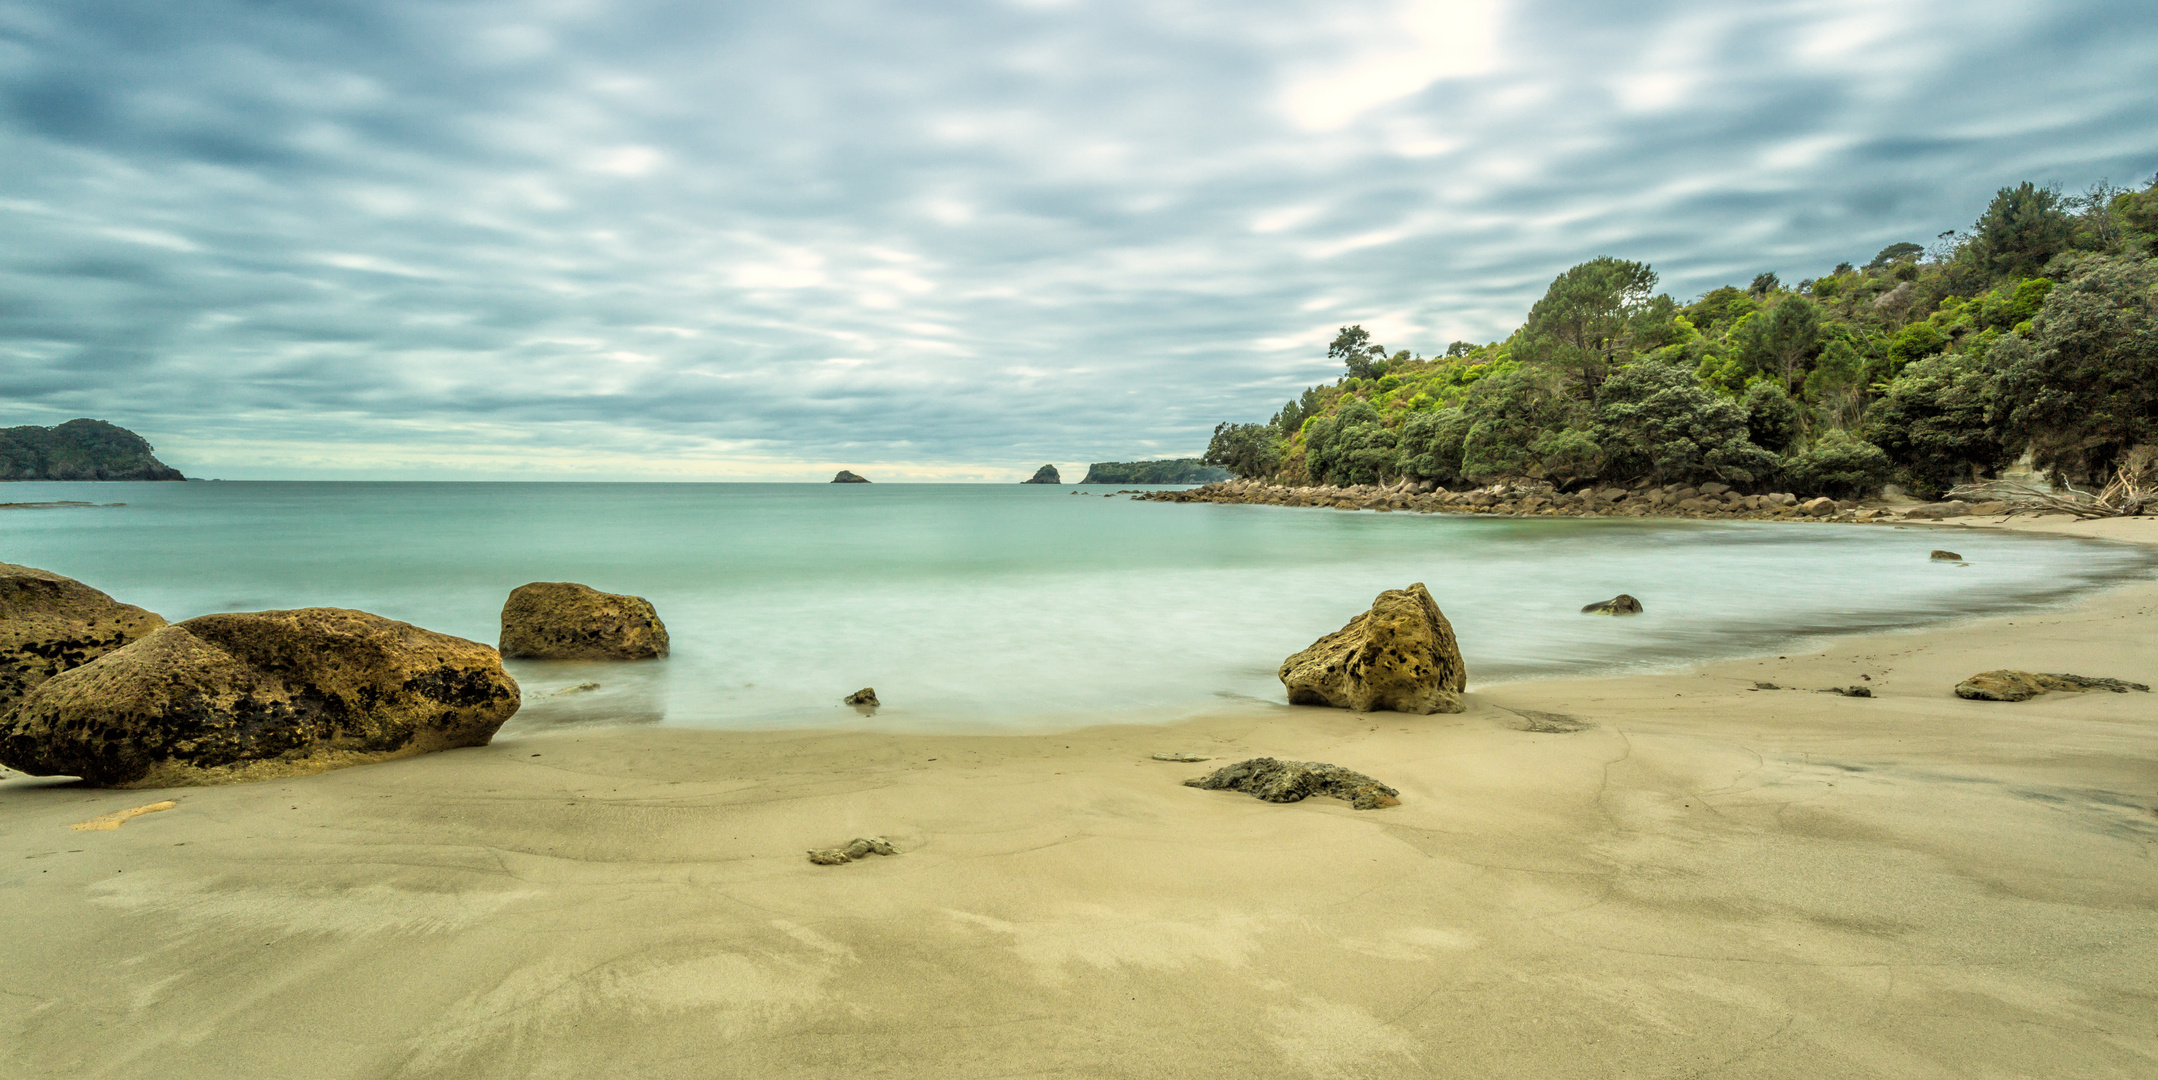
[1139,475,2051,524]
[2,514,2154,1078]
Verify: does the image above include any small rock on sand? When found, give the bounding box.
[1184,757,1399,810]
[808,836,898,865]
[1819,685,1873,698]
[843,687,879,706]
[1151,752,1210,762]
[1953,670,2151,702]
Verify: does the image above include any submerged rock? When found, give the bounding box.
[1953,670,2152,702]
[1278,583,1466,714]
[1580,593,1644,616]
[499,582,668,661]
[1183,757,1399,810]
[0,607,520,787]
[0,562,166,720]
[1021,464,1061,484]
[808,836,898,865]
[843,687,879,706]
[832,470,871,483]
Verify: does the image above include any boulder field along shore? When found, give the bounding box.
[1140,477,2022,524]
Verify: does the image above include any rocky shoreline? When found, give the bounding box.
[1137,477,2012,524]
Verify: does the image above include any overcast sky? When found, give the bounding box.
[3,0,2155,480]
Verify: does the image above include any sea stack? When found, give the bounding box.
[1022,465,1061,484]
[832,470,871,483]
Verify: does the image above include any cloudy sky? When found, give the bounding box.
[3,0,2154,480]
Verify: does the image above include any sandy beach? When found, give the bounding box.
[2,514,2154,1080]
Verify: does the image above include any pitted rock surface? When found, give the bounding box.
[1184,757,1400,810]
[499,582,669,661]
[0,607,519,786]
[1278,583,1466,714]
[0,562,165,720]
[1954,670,2151,702]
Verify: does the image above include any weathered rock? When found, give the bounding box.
[0,562,166,720]
[808,836,898,864]
[1021,464,1061,484]
[1278,583,1466,714]
[843,687,879,706]
[1901,502,1968,520]
[1819,685,1873,698]
[1183,757,1399,810]
[1581,593,1644,616]
[1953,670,2152,702]
[1929,550,1964,562]
[499,582,668,661]
[1801,497,1836,516]
[0,608,520,787]
[831,470,871,483]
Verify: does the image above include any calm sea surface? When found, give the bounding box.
[4,481,2152,732]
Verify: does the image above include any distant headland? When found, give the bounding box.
[1079,458,1231,484]
[0,420,184,481]
[1021,465,1061,484]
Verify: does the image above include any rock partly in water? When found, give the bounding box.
[843,687,879,706]
[808,836,898,865]
[552,681,602,696]
[499,582,669,661]
[1929,550,1964,562]
[1953,670,2152,702]
[1021,464,1061,484]
[0,608,521,787]
[1,562,166,720]
[1580,593,1644,616]
[1183,757,1400,810]
[832,470,871,483]
[1278,583,1466,714]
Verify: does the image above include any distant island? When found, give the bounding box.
[1201,174,2158,501]
[1021,465,1061,484]
[832,470,871,483]
[1079,459,1232,484]
[0,419,184,481]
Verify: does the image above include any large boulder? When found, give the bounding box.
[0,608,519,787]
[1,562,165,719]
[1953,670,2151,702]
[1278,583,1467,714]
[499,582,668,660]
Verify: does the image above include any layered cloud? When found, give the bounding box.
[2,0,2153,478]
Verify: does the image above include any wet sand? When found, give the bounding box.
[2,515,2154,1079]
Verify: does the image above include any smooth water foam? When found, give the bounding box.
[5,481,2151,732]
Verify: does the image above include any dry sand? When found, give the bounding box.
[2,515,2154,1079]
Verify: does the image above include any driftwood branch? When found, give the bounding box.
[1948,463,2153,519]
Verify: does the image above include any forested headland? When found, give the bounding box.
[1203,176,2158,500]
[1079,459,1231,484]
[0,419,185,481]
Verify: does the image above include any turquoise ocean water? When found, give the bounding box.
[4,481,2151,732]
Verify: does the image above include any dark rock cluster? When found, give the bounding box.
[1184,757,1400,810]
